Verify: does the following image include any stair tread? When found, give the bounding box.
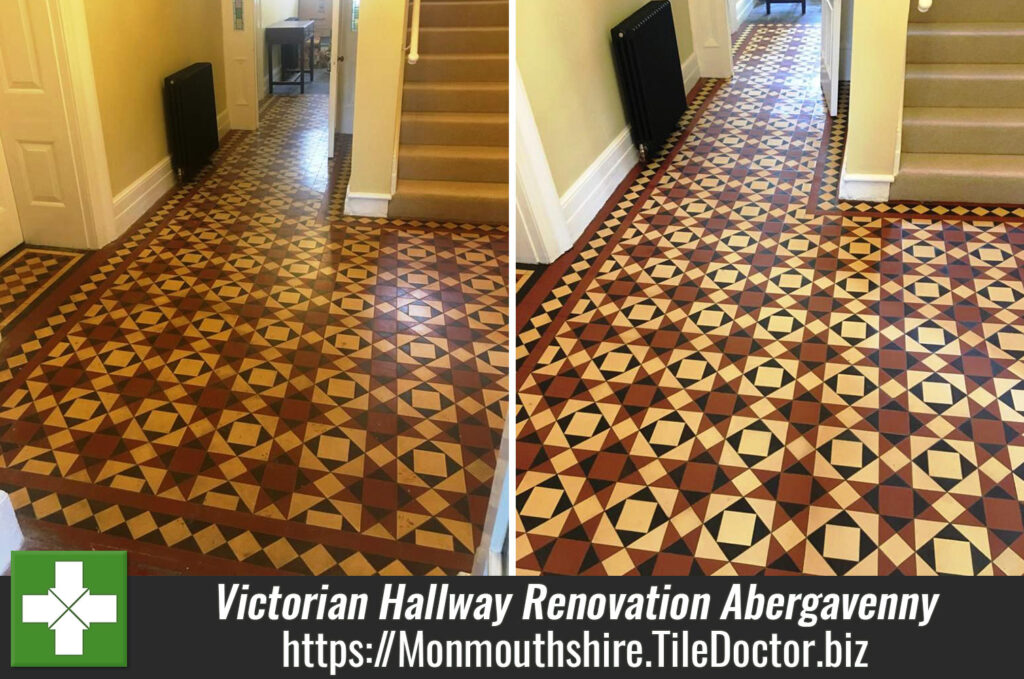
[401,144,508,158]
[396,179,508,198]
[900,153,1024,176]
[910,3,1024,24]
[404,81,508,91]
[904,107,1024,126]
[906,63,1024,78]
[402,111,507,121]
[909,22,1024,36]
[416,53,508,60]
[418,26,509,32]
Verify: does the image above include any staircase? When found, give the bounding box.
[890,1,1024,205]
[388,0,509,224]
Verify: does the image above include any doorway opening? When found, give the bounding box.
[738,0,852,119]
[250,0,358,211]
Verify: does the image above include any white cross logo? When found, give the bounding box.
[21,561,118,656]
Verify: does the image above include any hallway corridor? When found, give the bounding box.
[0,93,509,575]
[517,21,1024,576]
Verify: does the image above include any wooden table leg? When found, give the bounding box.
[309,35,315,91]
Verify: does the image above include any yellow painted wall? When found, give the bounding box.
[258,0,299,98]
[518,0,694,195]
[84,0,228,196]
[348,0,407,199]
[843,0,910,181]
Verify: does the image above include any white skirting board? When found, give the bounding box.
[839,172,894,202]
[344,191,391,218]
[551,56,701,253]
[559,127,640,244]
[682,51,701,96]
[111,156,176,240]
[218,109,231,140]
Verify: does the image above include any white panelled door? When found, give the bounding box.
[821,0,842,117]
[222,0,260,130]
[0,0,86,247]
[0,137,24,257]
[339,0,358,135]
[328,0,342,153]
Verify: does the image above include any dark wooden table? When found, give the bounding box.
[765,0,807,14]
[266,19,315,94]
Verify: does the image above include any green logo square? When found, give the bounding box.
[10,551,127,667]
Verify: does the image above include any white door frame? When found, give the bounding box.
[687,0,734,80]
[725,0,740,33]
[821,0,842,117]
[328,0,341,155]
[472,421,510,575]
[515,68,571,265]
[23,0,117,249]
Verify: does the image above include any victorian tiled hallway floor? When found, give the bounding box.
[516,22,1024,576]
[0,94,509,575]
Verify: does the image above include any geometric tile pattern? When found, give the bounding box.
[0,93,508,575]
[0,247,84,332]
[516,23,1024,575]
[516,265,545,299]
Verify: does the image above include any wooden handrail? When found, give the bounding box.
[408,0,422,64]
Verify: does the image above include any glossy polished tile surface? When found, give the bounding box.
[517,23,1024,576]
[0,247,84,333]
[0,94,509,575]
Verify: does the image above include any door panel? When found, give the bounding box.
[340,0,357,135]
[0,1,44,91]
[821,0,842,117]
[0,0,84,245]
[18,140,65,205]
[0,137,25,258]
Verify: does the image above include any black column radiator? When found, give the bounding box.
[164,62,220,183]
[611,1,688,162]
